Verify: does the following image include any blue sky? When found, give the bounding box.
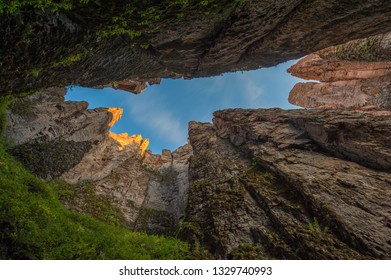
[66,60,302,154]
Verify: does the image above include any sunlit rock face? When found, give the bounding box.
[183,108,391,259]
[288,33,391,113]
[5,87,192,234]
[107,131,149,155]
[107,108,123,127]
[2,1,391,94]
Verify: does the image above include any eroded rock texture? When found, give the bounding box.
[5,87,112,146]
[5,88,391,259]
[183,109,391,259]
[2,1,391,94]
[5,88,192,234]
[99,78,162,95]
[5,87,114,179]
[288,33,391,112]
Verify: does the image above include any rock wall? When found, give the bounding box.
[288,33,391,112]
[5,88,192,234]
[183,108,391,259]
[5,88,391,259]
[2,1,391,94]
[5,87,112,146]
[5,87,114,179]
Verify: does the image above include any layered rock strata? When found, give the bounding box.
[288,33,391,112]
[184,108,391,259]
[3,1,391,94]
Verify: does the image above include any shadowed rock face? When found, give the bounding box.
[5,88,192,234]
[184,108,391,259]
[288,33,391,112]
[5,87,114,180]
[2,0,391,94]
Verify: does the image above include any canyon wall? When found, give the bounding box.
[184,109,391,259]
[288,32,391,112]
[5,88,391,259]
[2,1,391,95]
[3,9,391,258]
[5,88,192,234]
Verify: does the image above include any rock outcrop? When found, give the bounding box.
[61,133,192,233]
[5,87,115,179]
[5,87,192,234]
[2,1,391,94]
[5,87,113,146]
[288,33,391,112]
[102,78,162,95]
[138,144,192,234]
[183,108,391,259]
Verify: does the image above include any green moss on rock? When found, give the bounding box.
[10,140,92,179]
[134,207,177,235]
[52,180,128,228]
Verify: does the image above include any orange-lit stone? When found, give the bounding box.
[107,108,123,128]
[108,131,149,155]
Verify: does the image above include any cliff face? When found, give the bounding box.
[2,0,391,95]
[5,88,391,259]
[5,87,114,179]
[184,109,391,259]
[288,33,391,112]
[5,88,192,234]
[6,87,112,146]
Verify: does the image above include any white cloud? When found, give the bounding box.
[235,74,264,107]
[125,94,187,147]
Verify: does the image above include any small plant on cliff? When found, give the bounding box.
[308,217,329,238]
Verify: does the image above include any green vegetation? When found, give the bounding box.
[0,96,191,259]
[333,36,386,62]
[52,53,84,68]
[308,217,329,238]
[9,97,35,118]
[53,180,127,228]
[0,0,89,15]
[248,160,274,181]
[10,140,92,179]
[28,68,41,78]
[1,0,238,94]
[230,243,269,260]
[177,219,212,259]
[134,208,176,235]
[98,0,234,44]
[235,0,246,4]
